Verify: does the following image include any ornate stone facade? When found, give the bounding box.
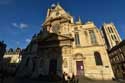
[16,3,114,80]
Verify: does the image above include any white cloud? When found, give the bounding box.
[20,23,29,29]
[12,22,29,29]
[26,39,31,43]
[12,22,18,27]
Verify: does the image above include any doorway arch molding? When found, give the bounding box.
[73,53,85,60]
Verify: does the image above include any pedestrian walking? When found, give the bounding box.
[63,72,66,83]
[64,73,68,83]
[71,73,75,83]
[67,75,71,83]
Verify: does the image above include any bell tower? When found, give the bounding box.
[101,23,122,50]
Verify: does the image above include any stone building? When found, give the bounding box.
[3,48,21,75]
[4,48,21,64]
[108,40,125,79]
[16,3,114,80]
[101,23,122,50]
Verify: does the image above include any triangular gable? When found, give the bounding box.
[43,4,73,26]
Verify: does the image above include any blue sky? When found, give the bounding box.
[0,0,125,49]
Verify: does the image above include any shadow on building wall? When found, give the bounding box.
[0,41,21,83]
[16,31,71,81]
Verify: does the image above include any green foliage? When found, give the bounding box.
[0,41,6,59]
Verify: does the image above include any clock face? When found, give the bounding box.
[52,23,60,33]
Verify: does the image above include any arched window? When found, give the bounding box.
[75,32,80,46]
[94,52,103,65]
[89,30,97,44]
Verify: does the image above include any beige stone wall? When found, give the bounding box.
[61,46,114,80]
[4,54,20,63]
[60,21,114,80]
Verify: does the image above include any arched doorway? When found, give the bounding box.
[49,59,57,75]
[48,48,58,76]
[76,61,84,76]
[74,53,84,76]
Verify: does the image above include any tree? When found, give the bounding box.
[0,41,6,60]
[0,41,6,83]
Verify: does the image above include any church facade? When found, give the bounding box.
[17,4,114,80]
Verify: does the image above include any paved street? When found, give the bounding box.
[1,76,125,83]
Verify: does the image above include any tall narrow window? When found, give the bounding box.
[75,32,80,46]
[111,35,114,40]
[108,27,111,33]
[84,31,88,36]
[89,30,97,44]
[94,52,103,65]
[110,27,114,33]
[113,35,117,40]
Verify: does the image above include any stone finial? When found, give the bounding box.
[76,16,82,24]
[51,3,56,9]
[78,17,82,23]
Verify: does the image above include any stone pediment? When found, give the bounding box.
[43,33,73,42]
[43,3,73,26]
